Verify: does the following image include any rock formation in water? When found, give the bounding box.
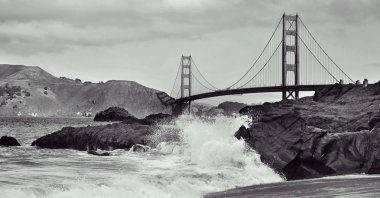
[237,82,380,180]
[31,123,153,150]
[0,136,21,146]
[93,106,137,122]
[0,64,170,117]
[31,111,175,150]
[93,106,174,124]
[217,101,248,115]
[191,101,249,117]
[130,144,150,152]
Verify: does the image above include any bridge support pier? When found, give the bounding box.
[282,90,299,100]
[282,13,299,100]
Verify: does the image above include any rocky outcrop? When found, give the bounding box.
[0,136,20,146]
[217,101,247,115]
[239,102,274,120]
[369,112,380,128]
[238,83,380,180]
[130,144,150,152]
[121,113,174,125]
[32,108,175,151]
[141,113,174,125]
[94,107,174,125]
[94,107,137,122]
[86,145,111,156]
[31,123,154,151]
[234,125,250,140]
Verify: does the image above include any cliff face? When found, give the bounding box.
[0,64,170,117]
[237,82,380,180]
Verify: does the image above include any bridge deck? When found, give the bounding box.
[175,84,332,103]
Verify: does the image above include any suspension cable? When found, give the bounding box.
[169,59,182,96]
[298,35,339,83]
[238,40,282,88]
[190,57,220,90]
[191,72,216,91]
[298,18,354,83]
[226,16,283,89]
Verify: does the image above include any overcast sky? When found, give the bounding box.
[0,0,379,104]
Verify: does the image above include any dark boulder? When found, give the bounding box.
[313,83,355,102]
[31,122,153,151]
[143,113,174,125]
[217,101,247,115]
[239,102,273,118]
[121,113,174,125]
[234,125,250,140]
[130,144,150,152]
[369,112,380,129]
[366,126,380,174]
[87,150,110,156]
[0,136,20,146]
[236,83,380,180]
[244,109,380,180]
[121,116,144,125]
[86,144,111,156]
[94,107,175,125]
[94,107,137,122]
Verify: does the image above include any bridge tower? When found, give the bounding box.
[181,55,192,113]
[282,14,299,100]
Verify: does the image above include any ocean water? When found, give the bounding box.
[0,115,283,198]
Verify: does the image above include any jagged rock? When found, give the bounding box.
[121,116,145,125]
[86,144,110,156]
[369,112,380,128]
[130,144,150,152]
[313,83,355,102]
[355,125,371,131]
[366,126,380,174]
[234,125,250,140]
[87,150,110,156]
[239,102,272,118]
[31,123,153,151]
[0,136,20,146]
[244,110,380,180]
[239,84,380,180]
[217,101,247,115]
[95,107,174,125]
[32,110,176,152]
[121,113,174,125]
[143,113,174,125]
[94,107,137,122]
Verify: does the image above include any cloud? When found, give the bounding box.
[0,0,379,55]
[367,63,380,68]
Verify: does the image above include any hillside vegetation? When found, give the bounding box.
[0,64,170,117]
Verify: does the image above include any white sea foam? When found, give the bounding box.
[1,115,283,198]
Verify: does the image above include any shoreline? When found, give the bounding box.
[204,174,380,198]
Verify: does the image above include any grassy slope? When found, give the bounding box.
[0,64,170,117]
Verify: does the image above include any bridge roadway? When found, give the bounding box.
[175,84,333,103]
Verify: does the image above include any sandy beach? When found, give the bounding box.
[205,175,380,198]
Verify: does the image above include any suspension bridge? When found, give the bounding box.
[157,14,354,113]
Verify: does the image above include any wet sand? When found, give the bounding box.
[204,175,380,198]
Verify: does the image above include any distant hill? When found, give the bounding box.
[190,101,248,117]
[0,64,170,118]
[217,101,248,114]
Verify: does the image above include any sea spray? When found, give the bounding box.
[0,115,283,198]
[149,114,284,195]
